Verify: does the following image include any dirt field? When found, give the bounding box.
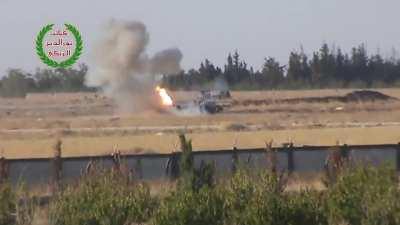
[1,88,400,159]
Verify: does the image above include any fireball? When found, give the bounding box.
[155,86,173,106]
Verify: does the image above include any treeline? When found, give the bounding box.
[0,64,92,97]
[162,43,400,90]
[2,43,400,97]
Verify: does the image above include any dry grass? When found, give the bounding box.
[1,89,400,130]
[1,101,400,130]
[1,88,400,158]
[1,126,400,159]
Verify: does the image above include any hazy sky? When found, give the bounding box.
[0,0,399,75]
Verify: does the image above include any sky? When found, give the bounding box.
[0,0,399,75]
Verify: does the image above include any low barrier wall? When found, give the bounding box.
[3,144,400,186]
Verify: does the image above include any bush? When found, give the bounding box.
[49,170,158,225]
[224,170,257,225]
[153,187,226,225]
[0,184,16,225]
[15,184,37,225]
[177,134,194,190]
[326,165,400,225]
[177,134,216,192]
[17,163,400,225]
[191,161,215,191]
[284,191,328,225]
[0,69,34,98]
[224,170,326,225]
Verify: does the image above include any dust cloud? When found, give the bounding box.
[86,20,182,113]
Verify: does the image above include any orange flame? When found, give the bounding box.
[155,86,173,106]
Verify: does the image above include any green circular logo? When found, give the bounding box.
[35,23,83,68]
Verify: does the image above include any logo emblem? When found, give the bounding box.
[35,23,83,68]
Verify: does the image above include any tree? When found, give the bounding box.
[56,64,88,91]
[198,59,222,82]
[0,69,35,97]
[368,53,385,85]
[287,49,311,87]
[310,52,321,86]
[224,51,251,86]
[261,57,285,88]
[350,44,369,85]
[318,43,337,87]
[334,48,345,83]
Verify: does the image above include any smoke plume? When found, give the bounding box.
[86,20,182,112]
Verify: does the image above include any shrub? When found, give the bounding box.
[179,134,194,177]
[323,145,350,187]
[284,191,328,225]
[153,187,225,225]
[326,165,400,225]
[235,186,283,225]
[243,188,326,225]
[225,170,326,225]
[15,184,37,225]
[191,160,215,191]
[49,170,158,225]
[0,184,16,225]
[177,134,216,192]
[177,134,194,190]
[224,170,257,225]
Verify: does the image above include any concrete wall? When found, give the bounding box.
[5,144,400,186]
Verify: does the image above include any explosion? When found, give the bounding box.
[85,20,182,113]
[155,86,173,106]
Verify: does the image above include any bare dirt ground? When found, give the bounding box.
[1,88,400,158]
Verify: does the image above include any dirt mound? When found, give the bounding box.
[343,90,396,102]
[233,90,397,106]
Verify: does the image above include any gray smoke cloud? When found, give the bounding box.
[86,20,182,112]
